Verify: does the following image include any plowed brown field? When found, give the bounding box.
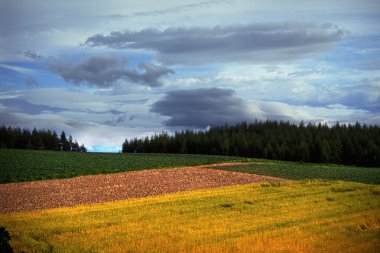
[0,163,282,213]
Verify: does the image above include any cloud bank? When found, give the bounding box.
[49,55,173,87]
[86,22,345,65]
[151,87,380,128]
[151,88,252,127]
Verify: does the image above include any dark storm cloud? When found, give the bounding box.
[49,55,173,87]
[85,22,345,65]
[150,88,252,128]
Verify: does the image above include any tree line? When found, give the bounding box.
[0,125,87,152]
[122,121,380,167]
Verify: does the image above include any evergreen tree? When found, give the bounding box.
[0,126,86,152]
[60,131,70,151]
[50,131,60,150]
[21,129,32,149]
[31,128,43,150]
[121,120,380,167]
[68,135,74,151]
[80,144,87,152]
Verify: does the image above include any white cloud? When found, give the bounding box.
[0,87,169,150]
[247,100,379,125]
[0,64,34,74]
[0,108,160,151]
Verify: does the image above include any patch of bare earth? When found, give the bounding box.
[0,163,282,213]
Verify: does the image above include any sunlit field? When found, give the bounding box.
[1,180,379,252]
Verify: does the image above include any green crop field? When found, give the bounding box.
[0,149,248,183]
[1,180,379,252]
[218,161,380,185]
[1,149,380,184]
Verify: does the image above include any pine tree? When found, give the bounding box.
[120,121,380,167]
[60,131,70,151]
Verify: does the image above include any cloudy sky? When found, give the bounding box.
[1,0,379,152]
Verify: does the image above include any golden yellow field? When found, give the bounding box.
[1,180,379,252]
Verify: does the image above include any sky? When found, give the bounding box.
[1,0,380,152]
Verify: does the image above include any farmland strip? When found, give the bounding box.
[0,164,281,213]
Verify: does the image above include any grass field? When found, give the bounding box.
[1,180,379,252]
[1,149,380,184]
[218,161,380,185]
[0,149,247,183]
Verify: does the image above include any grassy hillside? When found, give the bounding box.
[0,149,247,183]
[218,161,380,184]
[1,180,379,252]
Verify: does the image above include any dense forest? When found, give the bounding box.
[0,126,87,152]
[122,121,380,167]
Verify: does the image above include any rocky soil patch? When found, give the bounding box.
[0,163,282,213]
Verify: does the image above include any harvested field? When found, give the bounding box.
[0,163,282,213]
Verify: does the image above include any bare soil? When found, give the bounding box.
[0,163,282,213]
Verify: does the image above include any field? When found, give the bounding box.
[0,166,279,213]
[0,149,247,183]
[1,180,379,252]
[218,162,380,184]
[1,149,379,184]
[0,149,380,252]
